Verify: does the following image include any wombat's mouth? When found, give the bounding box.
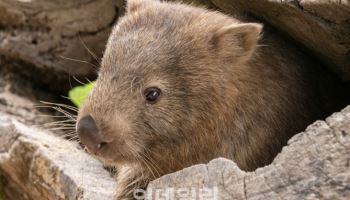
[84,141,108,155]
[84,138,138,164]
[89,142,114,158]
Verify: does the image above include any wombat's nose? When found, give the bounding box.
[77,115,107,154]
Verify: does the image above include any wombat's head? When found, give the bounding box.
[76,0,262,166]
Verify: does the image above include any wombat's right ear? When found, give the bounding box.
[126,0,157,14]
[212,23,263,64]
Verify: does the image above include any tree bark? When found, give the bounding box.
[0,0,124,77]
[0,114,117,200]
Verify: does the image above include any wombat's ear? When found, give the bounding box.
[126,0,157,14]
[213,23,262,64]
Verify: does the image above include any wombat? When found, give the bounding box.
[76,0,347,199]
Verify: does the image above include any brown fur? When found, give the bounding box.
[77,0,346,199]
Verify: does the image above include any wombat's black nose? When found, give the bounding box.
[77,115,107,154]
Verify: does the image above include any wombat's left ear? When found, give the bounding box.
[127,0,158,14]
[213,23,262,64]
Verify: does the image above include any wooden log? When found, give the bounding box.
[0,115,116,200]
[0,0,124,77]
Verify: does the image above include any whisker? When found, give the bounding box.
[51,107,77,120]
[41,120,75,126]
[42,126,76,131]
[44,121,76,125]
[34,106,77,119]
[59,130,77,136]
[38,101,78,112]
[140,150,161,178]
[35,119,75,128]
[43,119,76,124]
[85,77,93,83]
[69,69,73,89]
[60,133,78,139]
[73,76,87,85]
[124,142,149,180]
[42,125,76,130]
[78,35,100,64]
[127,142,157,179]
[36,114,72,119]
[46,121,76,126]
[45,127,76,131]
[60,95,73,101]
[68,135,79,141]
[59,55,99,69]
[128,76,138,93]
[128,149,146,180]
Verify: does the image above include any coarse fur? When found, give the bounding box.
[77,0,346,199]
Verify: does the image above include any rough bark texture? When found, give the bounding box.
[147,106,350,199]
[0,0,124,78]
[0,63,117,199]
[0,114,116,200]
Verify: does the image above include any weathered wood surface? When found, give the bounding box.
[0,70,118,199]
[147,106,350,199]
[0,115,116,200]
[0,0,124,77]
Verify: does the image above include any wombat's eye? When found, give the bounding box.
[144,87,161,104]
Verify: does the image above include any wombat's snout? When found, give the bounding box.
[77,115,109,155]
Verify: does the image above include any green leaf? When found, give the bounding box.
[68,81,96,108]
